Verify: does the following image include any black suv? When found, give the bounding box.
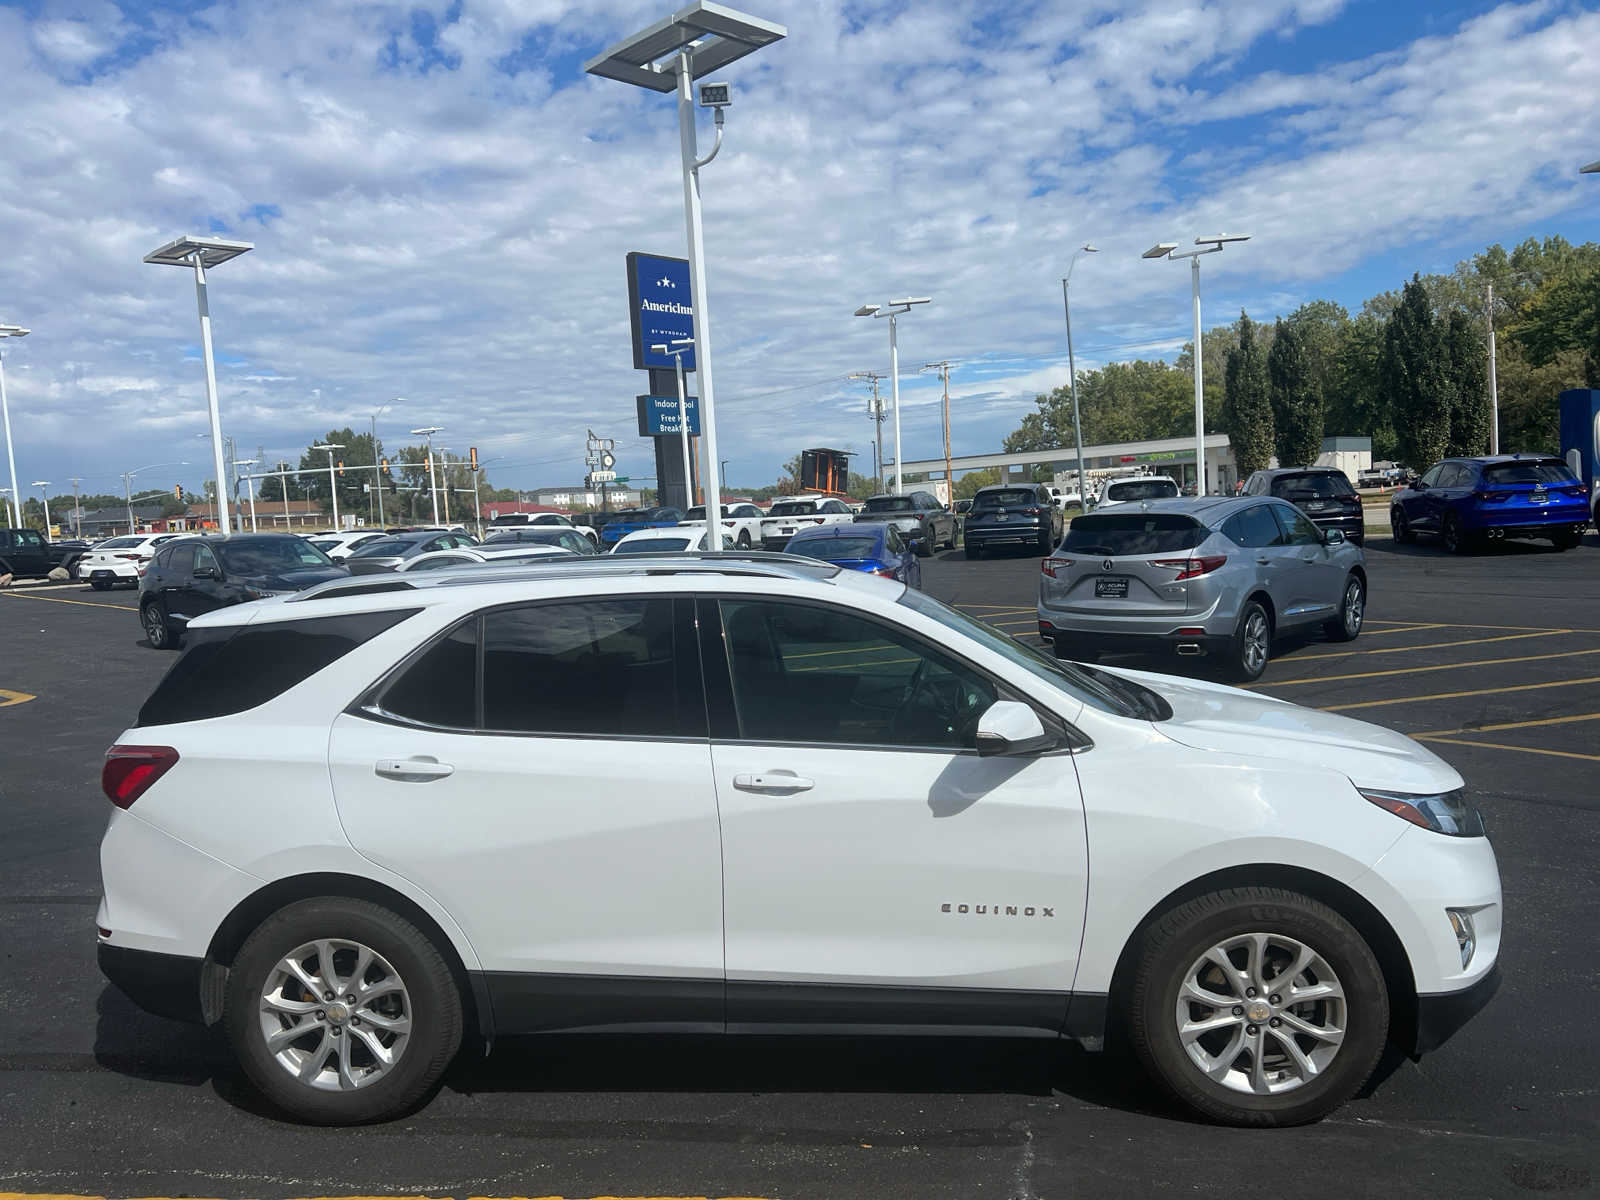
[0,528,87,580]
[963,484,1065,558]
[1242,468,1364,545]
[138,535,347,649]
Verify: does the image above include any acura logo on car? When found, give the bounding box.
[941,903,1054,917]
[1102,559,1114,572]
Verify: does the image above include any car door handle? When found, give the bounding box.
[375,756,455,782]
[1256,556,1273,565]
[733,771,814,794]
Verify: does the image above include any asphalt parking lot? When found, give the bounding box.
[1,534,1597,1199]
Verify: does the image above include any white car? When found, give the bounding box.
[74,533,181,589]
[307,531,389,563]
[611,527,730,554]
[97,556,1498,1127]
[680,503,767,549]
[1096,475,1181,508]
[758,495,855,549]
[397,545,574,572]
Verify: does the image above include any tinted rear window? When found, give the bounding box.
[1062,514,1207,555]
[350,537,410,557]
[973,489,1035,508]
[1270,472,1354,499]
[1105,479,1179,500]
[766,501,816,516]
[790,536,882,560]
[137,610,418,726]
[1480,461,1576,485]
[864,497,916,512]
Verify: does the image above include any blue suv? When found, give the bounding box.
[1390,455,1589,553]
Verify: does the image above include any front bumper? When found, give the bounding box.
[1412,965,1501,1055]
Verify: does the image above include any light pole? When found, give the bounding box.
[437,448,454,526]
[855,298,931,494]
[0,325,30,532]
[1143,235,1251,495]
[32,481,51,535]
[652,337,700,536]
[312,442,345,531]
[586,3,788,562]
[234,459,259,531]
[371,399,397,528]
[411,427,442,525]
[144,236,253,537]
[120,461,188,534]
[1059,244,1098,507]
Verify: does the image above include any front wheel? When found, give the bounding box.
[140,600,176,650]
[1126,886,1389,1127]
[1390,508,1413,544]
[224,897,463,1125]
[1323,574,1364,643]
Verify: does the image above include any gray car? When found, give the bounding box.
[344,529,479,574]
[1036,496,1366,681]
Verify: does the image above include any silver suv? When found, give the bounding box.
[1037,497,1367,681]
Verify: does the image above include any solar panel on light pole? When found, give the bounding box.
[144,235,254,537]
[585,2,787,528]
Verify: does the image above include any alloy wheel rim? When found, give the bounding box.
[258,938,412,1092]
[1174,931,1347,1095]
[1344,581,1363,635]
[142,606,164,644]
[1444,520,1460,551]
[1243,612,1269,673]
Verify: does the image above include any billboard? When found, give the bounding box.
[637,393,701,437]
[627,251,695,372]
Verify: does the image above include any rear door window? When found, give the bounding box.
[1271,504,1323,546]
[1220,505,1286,549]
[1062,514,1207,555]
[166,544,196,575]
[138,610,418,726]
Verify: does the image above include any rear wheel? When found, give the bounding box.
[1390,508,1412,544]
[1126,886,1389,1127]
[1441,513,1471,555]
[1551,530,1580,551]
[736,530,751,549]
[1223,600,1272,683]
[1322,574,1364,643]
[224,897,463,1125]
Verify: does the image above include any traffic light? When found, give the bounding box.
[337,460,345,476]
[380,457,391,476]
[469,446,478,472]
[174,484,184,501]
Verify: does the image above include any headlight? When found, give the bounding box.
[1357,787,1486,837]
[243,586,293,600]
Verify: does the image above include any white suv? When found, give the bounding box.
[97,555,1500,1126]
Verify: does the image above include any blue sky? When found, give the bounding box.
[0,0,1596,500]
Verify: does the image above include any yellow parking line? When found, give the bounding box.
[1413,735,1600,764]
[1358,623,1446,635]
[1257,647,1600,688]
[0,590,132,611]
[1289,629,1571,662]
[0,688,35,707]
[1411,712,1600,738]
[1321,675,1600,712]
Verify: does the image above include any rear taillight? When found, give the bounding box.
[1021,506,1043,516]
[115,552,141,560]
[1151,554,1228,580]
[1040,557,1073,578]
[102,745,179,809]
[1560,486,1585,498]
[873,567,896,577]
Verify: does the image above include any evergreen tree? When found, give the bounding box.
[1443,309,1490,455]
[1222,312,1274,475]
[1267,316,1324,467]
[1382,276,1451,469]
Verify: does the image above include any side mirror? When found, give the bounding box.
[194,565,221,580]
[1412,480,1427,492]
[1323,527,1346,545]
[975,701,1058,757]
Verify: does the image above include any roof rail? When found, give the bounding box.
[287,577,419,602]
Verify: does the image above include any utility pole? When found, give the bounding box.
[70,477,82,538]
[921,361,953,505]
[1486,282,1500,455]
[849,371,888,492]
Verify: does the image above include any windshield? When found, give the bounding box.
[790,535,882,561]
[1106,479,1178,501]
[766,501,816,517]
[613,536,691,553]
[97,536,143,549]
[973,489,1035,509]
[350,537,412,557]
[606,510,648,523]
[216,538,335,574]
[1271,472,1354,499]
[1481,461,1576,485]
[897,589,1145,719]
[1063,513,1207,555]
[864,497,916,512]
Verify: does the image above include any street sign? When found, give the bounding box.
[627,252,695,372]
[636,393,701,437]
[589,470,618,484]
[600,450,616,470]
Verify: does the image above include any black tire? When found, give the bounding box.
[1222,600,1272,683]
[915,528,933,558]
[1038,525,1054,554]
[1550,530,1580,551]
[736,530,751,549]
[965,543,981,560]
[140,599,176,650]
[1322,573,1364,643]
[1126,886,1389,1127]
[1441,513,1471,555]
[224,897,463,1125]
[1390,508,1413,544]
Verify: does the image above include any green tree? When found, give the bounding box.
[1222,313,1273,475]
[298,428,376,523]
[1515,262,1600,387]
[1443,309,1490,455]
[1383,276,1452,469]
[257,458,306,502]
[953,468,1001,500]
[1267,316,1324,467]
